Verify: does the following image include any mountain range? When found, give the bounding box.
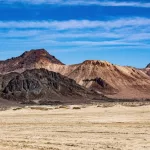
[0,48,150,104]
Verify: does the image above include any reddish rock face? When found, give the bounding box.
[0,49,64,74]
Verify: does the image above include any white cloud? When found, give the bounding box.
[0,17,150,51]
[125,33,150,41]
[62,1,150,8]
[0,18,150,30]
[0,30,41,37]
[1,0,150,8]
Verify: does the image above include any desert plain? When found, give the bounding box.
[0,103,150,150]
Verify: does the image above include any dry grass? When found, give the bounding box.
[72,106,81,109]
[58,105,70,109]
[0,104,150,150]
[12,107,23,111]
[29,106,53,111]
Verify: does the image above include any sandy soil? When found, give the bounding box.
[0,104,150,150]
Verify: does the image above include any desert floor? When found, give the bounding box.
[0,104,150,150]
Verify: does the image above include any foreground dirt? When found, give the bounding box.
[0,104,150,150]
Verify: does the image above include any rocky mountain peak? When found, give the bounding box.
[20,49,64,65]
[0,49,64,74]
[146,63,150,68]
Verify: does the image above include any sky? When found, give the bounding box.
[0,0,150,68]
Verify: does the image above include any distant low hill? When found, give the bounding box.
[146,63,150,68]
[143,63,150,77]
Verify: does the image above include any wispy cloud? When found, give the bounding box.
[0,30,41,37]
[1,0,150,8]
[0,18,150,30]
[0,17,150,53]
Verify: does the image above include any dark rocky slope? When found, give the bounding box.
[0,69,105,104]
[146,63,150,68]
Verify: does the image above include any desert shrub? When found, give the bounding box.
[29,106,52,111]
[13,107,22,111]
[58,105,70,109]
[72,106,81,109]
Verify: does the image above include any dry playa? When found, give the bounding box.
[0,104,150,150]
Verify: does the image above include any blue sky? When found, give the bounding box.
[0,0,150,68]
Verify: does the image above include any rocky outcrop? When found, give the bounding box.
[83,78,118,94]
[0,69,105,104]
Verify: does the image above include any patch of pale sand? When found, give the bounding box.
[0,105,150,150]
